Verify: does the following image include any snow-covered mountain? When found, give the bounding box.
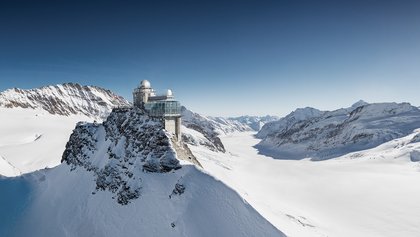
[256,101,420,160]
[210,115,279,133]
[0,83,131,177]
[0,83,129,119]
[256,107,324,139]
[0,83,275,177]
[1,107,284,237]
[181,106,277,153]
[2,82,420,237]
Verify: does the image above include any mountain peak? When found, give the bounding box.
[351,100,369,108]
[289,107,323,121]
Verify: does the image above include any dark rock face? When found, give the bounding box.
[0,83,129,118]
[171,138,202,168]
[181,107,226,153]
[182,123,226,153]
[171,183,186,197]
[410,133,420,144]
[62,108,181,204]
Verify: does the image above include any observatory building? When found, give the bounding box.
[133,80,181,140]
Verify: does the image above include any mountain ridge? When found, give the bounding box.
[256,101,420,160]
[0,83,129,119]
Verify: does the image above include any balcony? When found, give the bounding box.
[144,100,181,117]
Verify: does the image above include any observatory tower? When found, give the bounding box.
[133,80,181,141]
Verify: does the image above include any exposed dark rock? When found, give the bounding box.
[173,183,185,195]
[62,108,182,205]
[410,133,420,144]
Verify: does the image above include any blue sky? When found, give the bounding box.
[0,0,419,116]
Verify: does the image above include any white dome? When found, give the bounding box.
[166,89,173,97]
[140,80,151,88]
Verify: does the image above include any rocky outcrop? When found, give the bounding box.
[410,133,420,144]
[62,107,182,204]
[171,138,202,168]
[181,107,227,152]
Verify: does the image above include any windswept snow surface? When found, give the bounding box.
[4,164,283,237]
[190,131,420,237]
[0,108,93,176]
[0,155,20,177]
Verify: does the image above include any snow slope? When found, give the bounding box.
[257,102,420,160]
[6,165,284,237]
[0,108,93,176]
[190,131,420,237]
[0,155,20,177]
[1,108,284,237]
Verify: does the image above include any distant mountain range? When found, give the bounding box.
[181,106,278,152]
[256,100,420,160]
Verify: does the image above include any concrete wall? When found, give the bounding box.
[165,118,176,134]
[176,117,181,140]
[164,117,181,141]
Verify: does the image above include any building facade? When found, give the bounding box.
[133,80,181,141]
